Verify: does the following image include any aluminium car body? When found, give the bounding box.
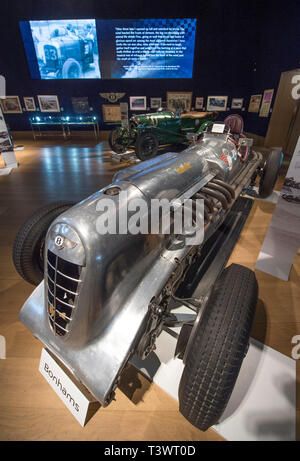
[19,126,262,406]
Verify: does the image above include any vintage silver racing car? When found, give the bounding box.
[13,116,282,431]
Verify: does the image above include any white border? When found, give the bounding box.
[231,98,244,109]
[1,96,22,114]
[207,95,228,111]
[195,97,204,110]
[38,95,60,113]
[24,96,36,111]
[129,96,147,111]
[150,97,162,109]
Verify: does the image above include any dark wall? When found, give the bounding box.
[0,0,298,136]
[245,0,300,135]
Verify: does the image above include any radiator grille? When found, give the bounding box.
[47,249,82,337]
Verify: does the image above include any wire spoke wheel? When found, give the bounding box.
[135,132,159,160]
[142,135,156,155]
[68,64,80,78]
[108,129,126,154]
[259,150,283,198]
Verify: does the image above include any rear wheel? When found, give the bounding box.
[135,132,159,160]
[178,263,258,431]
[13,201,75,286]
[108,129,126,154]
[259,150,283,198]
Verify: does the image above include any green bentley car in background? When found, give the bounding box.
[109,110,218,160]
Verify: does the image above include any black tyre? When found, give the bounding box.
[13,201,75,286]
[108,129,126,154]
[135,132,159,160]
[62,58,82,79]
[259,150,283,198]
[178,263,258,431]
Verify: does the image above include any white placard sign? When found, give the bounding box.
[255,142,300,280]
[212,123,225,133]
[39,348,100,426]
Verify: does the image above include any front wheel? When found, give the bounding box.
[135,132,159,160]
[13,201,75,286]
[259,149,283,198]
[108,129,126,154]
[62,58,82,79]
[178,263,258,431]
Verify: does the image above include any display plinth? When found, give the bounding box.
[131,324,296,441]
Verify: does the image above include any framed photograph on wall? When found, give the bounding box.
[150,98,162,109]
[207,96,228,111]
[0,96,23,114]
[167,92,192,112]
[102,104,121,123]
[248,94,262,113]
[129,96,147,111]
[195,97,204,110]
[38,95,60,112]
[23,97,36,111]
[231,98,244,110]
[71,97,90,114]
[259,89,274,117]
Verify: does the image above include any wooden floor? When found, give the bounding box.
[0,138,298,441]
